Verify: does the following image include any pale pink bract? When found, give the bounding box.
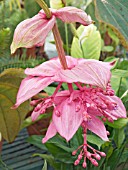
[11,6,92,54]
[13,56,115,108]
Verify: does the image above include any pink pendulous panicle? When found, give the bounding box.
[12,55,126,168]
[11,53,126,168]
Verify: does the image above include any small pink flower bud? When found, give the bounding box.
[72,150,77,156]
[100,152,106,157]
[30,100,37,106]
[107,131,110,136]
[78,154,82,160]
[82,162,87,168]
[102,117,107,122]
[86,152,91,158]
[108,117,114,123]
[94,154,101,160]
[34,103,42,112]
[74,159,80,166]
[55,110,61,117]
[76,105,80,112]
[91,159,98,166]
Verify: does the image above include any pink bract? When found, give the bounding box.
[13,56,115,108]
[11,6,92,54]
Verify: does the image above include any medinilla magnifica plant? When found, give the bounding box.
[11,0,127,168]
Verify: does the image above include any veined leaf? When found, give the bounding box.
[94,0,128,49]
[0,68,30,142]
[71,24,101,59]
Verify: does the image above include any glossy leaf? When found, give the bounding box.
[94,0,128,49]
[87,134,106,149]
[71,24,101,59]
[0,68,30,142]
[27,135,48,151]
[42,160,47,170]
[106,118,128,129]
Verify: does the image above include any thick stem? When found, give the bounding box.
[35,0,51,18]
[52,23,68,69]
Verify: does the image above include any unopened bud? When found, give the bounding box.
[86,152,91,158]
[94,154,101,160]
[100,152,106,157]
[107,131,110,136]
[72,150,77,156]
[55,110,61,117]
[74,159,79,166]
[78,154,82,160]
[76,105,80,112]
[82,162,87,168]
[91,159,98,166]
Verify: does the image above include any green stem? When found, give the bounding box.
[65,23,69,55]
[70,23,79,38]
[35,0,51,18]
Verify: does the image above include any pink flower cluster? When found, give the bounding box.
[11,6,126,168]
[13,56,126,168]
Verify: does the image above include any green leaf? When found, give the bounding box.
[87,134,106,149]
[33,154,55,169]
[111,75,121,94]
[42,160,47,170]
[71,24,101,59]
[117,60,128,70]
[106,118,128,129]
[0,68,30,142]
[70,127,83,149]
[119,148,128,164]
[94,0,128,49]
[102,46,114,52]
[45,135,75,163]
[112,69,128,78]
[27,135,48,151]
[113,128,125,148]
[108,27,119,46]
[105,56,119,69]
[44,86,56,96]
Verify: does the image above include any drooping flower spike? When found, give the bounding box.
[11,7,92,54]
[12,55,126,167]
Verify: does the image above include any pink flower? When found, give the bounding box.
[42,86,126,143]
[11,7,92,54]
[41,85,126,167]
[13,56,115,108]
[12,55,126,167]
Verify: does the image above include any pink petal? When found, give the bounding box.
[87,115,109,141]
[31,110,41,122]
[11,13,55,54]
[25,58,61,77]
[54,90,70,105]
[52,7,92,25]
[53,59,112,89]
[25,56,78,77]
[13,76,53,108]
[107,96,126,118]
[42,122,57,143]
[53,98,83,141]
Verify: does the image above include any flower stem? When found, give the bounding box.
[35,0,51,18]
[65,23,69,55]
[52,23,68,69]
[35,0,68,69]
